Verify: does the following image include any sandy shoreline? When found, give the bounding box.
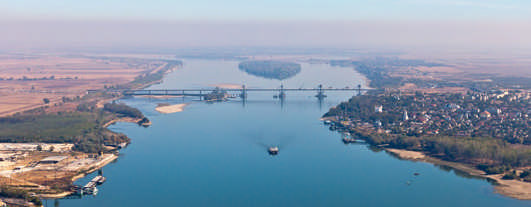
[487,174,531,200]
[384,148,531,200]
[209,83,243,89]
[138,95,184,99]
[155,103,189,114]
[385,148,425,160]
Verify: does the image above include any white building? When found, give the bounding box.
[375,105,383,113]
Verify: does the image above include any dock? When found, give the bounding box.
[80,175,106,195]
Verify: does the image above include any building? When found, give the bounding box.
[446,103,461,110]
[375,105,383,113]
[375,120,382,127]
[480,111,491,119]
[496,91,509,99]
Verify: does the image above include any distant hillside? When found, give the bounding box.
[238,60,301,80]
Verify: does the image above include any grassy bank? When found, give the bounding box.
[0,109,131,153]
[384,147,531,200]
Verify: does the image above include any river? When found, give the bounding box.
[47,59,531,207]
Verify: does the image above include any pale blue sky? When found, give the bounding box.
[2,0,531,20]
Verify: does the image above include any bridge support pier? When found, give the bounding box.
[315,84,327,99]
[240,84,247,99]
[114,86,371,98]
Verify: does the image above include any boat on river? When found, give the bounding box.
[268,147,279,155]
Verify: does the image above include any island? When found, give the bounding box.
[238,60,301,80]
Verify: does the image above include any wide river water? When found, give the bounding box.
[48,59,531,207]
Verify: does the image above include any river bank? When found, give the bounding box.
[323,110,531,199]
[384,148,531,200]
[103,117,147,128]
[37,154,118,199]
[0,59,180,205]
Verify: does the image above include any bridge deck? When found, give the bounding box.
[88,87,373,97]
[118,88,371,92]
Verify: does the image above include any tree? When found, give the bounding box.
[103,103,144,118]
[36,145,43,151]
[43,98,50,104]
[137,117,150,127]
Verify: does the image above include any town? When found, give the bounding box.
[325,88,530,177]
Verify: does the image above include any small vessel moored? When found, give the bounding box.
[81,185,98,196]
[118,142,127,149]
[94,175,106,185]
[79,175,106,196]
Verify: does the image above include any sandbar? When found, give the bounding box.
[155,103,189,114]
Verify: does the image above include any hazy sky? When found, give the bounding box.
[2,0,531,21]
[1,0,530,51]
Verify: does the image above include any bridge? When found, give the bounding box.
[88,84,373,100]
